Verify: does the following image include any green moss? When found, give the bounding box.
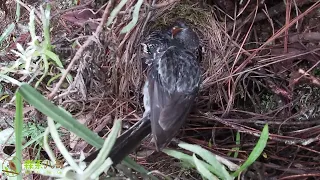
[260,93,279,113]
[150,1,212,31]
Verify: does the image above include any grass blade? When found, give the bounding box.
[234,132,240,158]
[193,154,218,180]
[107,0,128,26]
[14,92,23,180]
[85,120,121,179]
[18,83,152,177]
[15,0,21,22]
[231,124,269,177]
[120,0,143,33]
[18,83,104,148]
[178,143,232,180]
[0,23,15,44]
[44,49,63,67]
[163,149,230,179]
[84,120,121,178]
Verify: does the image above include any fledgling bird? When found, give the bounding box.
[83,20,201,165]
[142,21,201,150]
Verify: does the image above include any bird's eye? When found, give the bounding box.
[141,43,151,54]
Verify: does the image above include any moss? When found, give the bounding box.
[150,1,212,32]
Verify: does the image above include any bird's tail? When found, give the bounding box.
[83,116,151,165]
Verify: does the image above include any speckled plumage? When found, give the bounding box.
[142,21,201,150]
[83,21,201,165]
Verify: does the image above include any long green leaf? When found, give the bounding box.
[0,23,15,44]
[15,0,21,22]
[107,0,128,26]
[42,4,52,50]
[231,124,269,177]
[234,132,240,158]
[86,120,121,179]
[18,83,152,177]
[14,92,23,180]
[28,9,36,42]
[163,149,193,163]
[18,83,104,148]
[120,0,143,34]
[193,154,218,180]
[44,49,63,68]
[179,143,232,180]
[163,149,230,179]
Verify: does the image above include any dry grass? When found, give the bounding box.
[1,0,320,179]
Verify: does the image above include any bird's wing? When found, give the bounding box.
[142,30,170,54]
[149,78,196,150]
[148,47,200,150]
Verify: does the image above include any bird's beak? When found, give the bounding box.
[171,27,183,38]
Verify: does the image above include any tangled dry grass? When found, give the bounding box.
[63,0,233,117]
[1,0,320,179]
[62,1,320,178]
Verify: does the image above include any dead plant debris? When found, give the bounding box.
[1,0,320,179]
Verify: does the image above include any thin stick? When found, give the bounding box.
[47,1,114,100]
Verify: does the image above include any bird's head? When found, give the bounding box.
[170,21,188,38]
[169,21,200,52]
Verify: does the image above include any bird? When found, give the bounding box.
[83,20,201,165]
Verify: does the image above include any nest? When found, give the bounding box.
[64,0,232,118]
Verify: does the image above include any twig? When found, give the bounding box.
[226,0,312,32]
[48,1,114,100]
[16,0,42,25]
[224,1,259,115]
[232,1,320,75]
[145,0,179,9]
[51,0,94,18]
[284,0,292,53]
[279,173,320,180]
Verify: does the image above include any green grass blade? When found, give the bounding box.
[18,83,104,148]
[44,49,63,67]
[0,23,15,44]
[14,92,23,180]
[18,83,152,177]
[28,9,36,41]
[163,149,195,164]
[193,154,218,180]
[0,74,22,86]
[120,0,143,34]
[178,143,232,180]
[234,132,240,158]
[84,120,121,178]
[58,68,73,84]
[42,4,52,50]
[231,124,269,177]
[15,0,21,22]
[85,120,121,179]
[90,158,113,179]
[163,149,230,179]
[47,73,62,86]
[107,0,128,26]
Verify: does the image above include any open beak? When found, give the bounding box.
[171,27,183,38]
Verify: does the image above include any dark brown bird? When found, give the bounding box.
[84,20,201,165]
